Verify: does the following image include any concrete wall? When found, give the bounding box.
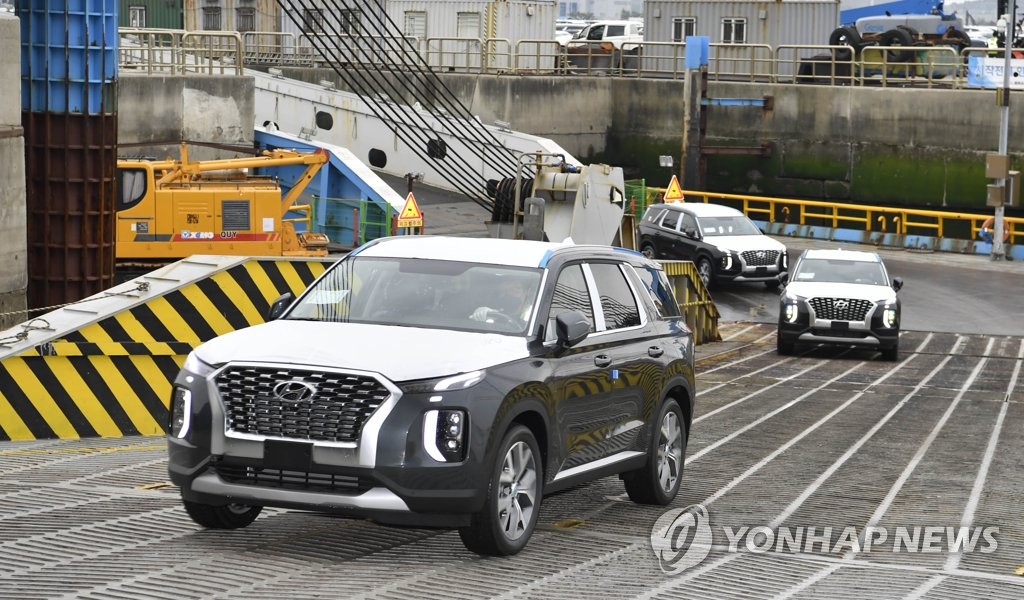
[118,74,255,160]
[269,67,1022,208]
[0,13,27,330]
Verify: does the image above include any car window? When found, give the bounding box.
[793,258,887,285]
[546,263,595,341]
[644,208,666,223]
[680,214,698,234]
[588,263,642,330]
[661,210,680,230]
[698,215,761,236]
[631,265,680,318]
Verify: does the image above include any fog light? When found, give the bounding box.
[423,409,468,462]
[169,387,192,439]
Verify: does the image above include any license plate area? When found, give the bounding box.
[263,439,313,470]
[831,320,850,330]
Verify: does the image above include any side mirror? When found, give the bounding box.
[555,311,591,348]
[682,228,699,240]
[267,292,295,321]
[892,277,904,292]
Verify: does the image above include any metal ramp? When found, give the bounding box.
[0,255,333,441]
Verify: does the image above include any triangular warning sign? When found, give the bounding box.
[664,175,684,203]
[400,193,423,219]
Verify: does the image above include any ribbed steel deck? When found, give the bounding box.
[1,322,1022,599]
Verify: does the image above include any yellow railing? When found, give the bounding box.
[645,188,1022,245]
[659,261,721,345]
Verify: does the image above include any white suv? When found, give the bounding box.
[777,248,904,360]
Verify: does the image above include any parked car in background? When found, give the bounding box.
[777,248,903,360]
[555,19,589,46]
[168,236,696,556]
[636,202,789,288]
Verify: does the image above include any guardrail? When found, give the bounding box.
[120,28,1000,89]
[119,28,243,75]
[645,187,1021,247]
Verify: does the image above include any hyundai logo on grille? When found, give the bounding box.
[756,251,765,258]
[833,300,849,310]
[273,380,317,403]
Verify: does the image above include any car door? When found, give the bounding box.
[656,208,684,259]
[676,212,701,262]
[547,261,651,479]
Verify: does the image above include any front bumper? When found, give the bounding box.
[168,364,502,527]
[777,301,899,349]
[715,252,786,283]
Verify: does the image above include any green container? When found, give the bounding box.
[119,0,183,30]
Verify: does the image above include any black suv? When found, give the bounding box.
[636,202,789,288]
[168,236,696,556]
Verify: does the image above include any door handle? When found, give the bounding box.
[594,355,612,368]
[648,346,664,358]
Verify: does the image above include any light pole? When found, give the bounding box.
[993,0,1016,261]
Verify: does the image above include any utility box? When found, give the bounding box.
[986,183,1005,207]
[986,153,1010,179]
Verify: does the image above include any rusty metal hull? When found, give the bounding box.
[22,112,117,310]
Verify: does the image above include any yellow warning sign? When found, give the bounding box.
[664,175,684,203]
[397,193,423,228]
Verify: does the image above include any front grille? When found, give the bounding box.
[741,249,779,267]
[214,463,372,494]
[809,297,873,321]
[215,366,391,443]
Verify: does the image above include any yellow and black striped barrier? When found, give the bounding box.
[659,260,721,345]
[0,257,333,441]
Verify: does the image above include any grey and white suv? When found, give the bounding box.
[777,248,903,360]
[636,202,788,288]
[167,236,695,556]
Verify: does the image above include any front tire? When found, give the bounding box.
[696,256,713,288]
[183,499,262,529]
[623,399,686,505]
[459,425,543,556]
[881,341,899,362]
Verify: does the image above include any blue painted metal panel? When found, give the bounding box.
[252,129,402,247]
[840,0,944,26]
[19,0,119,114]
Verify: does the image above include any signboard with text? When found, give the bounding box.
[967,56,1024,90]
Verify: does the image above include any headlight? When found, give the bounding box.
[399,370,485,394]
[721,252,735,270]
[169,387,192,438]
[881,302,899,328]
[782,293,802,323]
[423,409,467,462]
[781,252,788,270]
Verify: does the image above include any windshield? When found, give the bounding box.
[792,258,888,286]
[284,256,544,335]
[697,215,761,236]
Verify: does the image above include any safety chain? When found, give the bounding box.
[0,282,151,344]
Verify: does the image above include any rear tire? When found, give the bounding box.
[183,499,262,529]
[624,399,686,505]
[641,243,657,260]
[459,425,543,556]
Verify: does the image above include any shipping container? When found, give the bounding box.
[119,0,184,30]
[643,1,839,77]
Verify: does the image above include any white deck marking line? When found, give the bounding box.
[689,361,864,462]
[633,335,954,600]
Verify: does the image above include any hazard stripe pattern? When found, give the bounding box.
[0,259,331,441]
